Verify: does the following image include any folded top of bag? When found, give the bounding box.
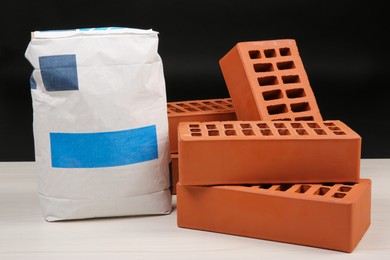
[32,27,157,39]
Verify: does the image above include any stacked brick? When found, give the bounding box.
[171,39,371,253]
[178,120,361,185]
[167,98,236,194]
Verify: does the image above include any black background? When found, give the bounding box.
[0,0,388,161]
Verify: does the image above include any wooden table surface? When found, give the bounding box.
[0,159,389,259]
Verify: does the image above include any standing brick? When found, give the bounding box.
[219,39,322,121]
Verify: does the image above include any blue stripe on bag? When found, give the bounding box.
[50,125,158,168]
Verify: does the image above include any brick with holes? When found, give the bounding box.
[219,39,322,121]
[168,98,236,153]
[177,179,371,253]
[178,120,361,185]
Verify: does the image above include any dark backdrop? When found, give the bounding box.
[0,0,388,161]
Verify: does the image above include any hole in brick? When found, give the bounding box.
[170,108,184,113]
[279,47,291,56]
[339,186,352,192]
[291,102,311,112]
[314,129,327,135]
[189,124,199,128]
[264,49,276,57]
[314,187,330,196]
[273,118,292,121]
[329,126,341,131]
[177,104,196,111]
[291,123,303,128]
[189,102,201,107]
[242,129,255,136]
[224,124,234,129]
[259,184,272,190]
[198,106,211,111]
[262,89,283,101]
[206,124,217,129]
[225,130,237,136]
[257,123,269,129]
[203,101,212,105]
[212,105,223,109]
[215,100,228,105]
[249,50,261,59]
[282,75,300,84]
[296,185,311,193]
[274,123,286,128]
[278,129,291,135]
[184,107,197,112]
[277,61,295,70]
[190,128,201,132]
[253,63,274,72]
[240,123,252,129]
[334,131,346,135]
[208,130,219,136]
[322,183,335,187]
[333,193,346,199]
[191,133,202,137]
[295,116,314,121]
[260,129,273,136]
[286,88,306,99]
[258,76,278,86]
[296,129,308,135]
[277,184,293,191]
[307,123,320,128]
[267,104,288,115]
[259,184,273,189]
[324,122,336,127]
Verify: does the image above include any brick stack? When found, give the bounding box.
[172,39,371,253]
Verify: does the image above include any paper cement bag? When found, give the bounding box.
[25,27,172,221]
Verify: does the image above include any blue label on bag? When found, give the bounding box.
[39,54,79,91]
[50,125,158,168]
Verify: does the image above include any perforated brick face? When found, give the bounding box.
[168,98,234,115]
[167,98,236,153]
[219,39,322,121]
[177,179,371,253]
[230,182,361,201]
[178,120,361,185]
[181,120,352,139]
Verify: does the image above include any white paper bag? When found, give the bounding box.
[25,27,172,221]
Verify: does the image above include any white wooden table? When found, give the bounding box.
[0,159,389,259]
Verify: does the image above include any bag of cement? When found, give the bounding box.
[25,27,172,221]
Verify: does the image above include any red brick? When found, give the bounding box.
[178,120,360,185]
[170,153,179,195]
[177,179,371,253]
[168,98,236,153]
[219,39,322,121]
